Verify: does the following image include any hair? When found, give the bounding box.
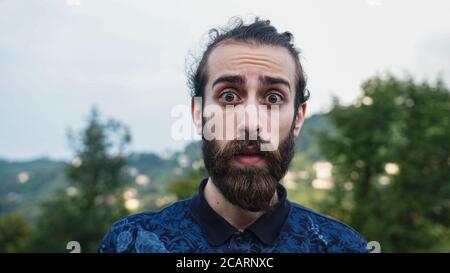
[187,17,309,111]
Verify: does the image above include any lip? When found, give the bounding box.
[234,154,263,165]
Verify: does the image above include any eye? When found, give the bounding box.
[265,93,284,104]
[219,90,240,103]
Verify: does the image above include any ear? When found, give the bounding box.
[293,102,307,137]
[191,97,203,136]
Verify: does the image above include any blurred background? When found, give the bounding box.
[0,0,449,252]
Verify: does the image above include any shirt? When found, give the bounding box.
[98,178,368,253]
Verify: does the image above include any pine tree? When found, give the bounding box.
[30,107,132,252]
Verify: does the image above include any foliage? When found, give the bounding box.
[318,74,450,252]
[28,107,131,252]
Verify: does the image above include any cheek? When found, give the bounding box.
[277,108,295,138]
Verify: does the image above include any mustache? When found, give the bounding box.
[211,138,283,164]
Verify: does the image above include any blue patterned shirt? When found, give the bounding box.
[98,179,368,253]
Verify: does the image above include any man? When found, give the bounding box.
[99,18,368,253]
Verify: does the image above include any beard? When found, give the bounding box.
[202,129,295,212]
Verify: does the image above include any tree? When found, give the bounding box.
[318,74,450,252]
[168,168,207,200]
[29,107,132,252]
[0,213,31,252]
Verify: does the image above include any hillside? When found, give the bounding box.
[0,113,330,221]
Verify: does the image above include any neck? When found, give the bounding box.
[203,177,279,232]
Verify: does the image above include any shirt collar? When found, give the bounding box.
[190,178,291,246]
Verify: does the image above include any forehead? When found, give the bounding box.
[205,41,297,86]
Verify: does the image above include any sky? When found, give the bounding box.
[1,0,449,160]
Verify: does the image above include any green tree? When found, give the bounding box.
[29,107,132,252]
[0,213,31,252]
[168,168,207,200]
[318,74,450,252]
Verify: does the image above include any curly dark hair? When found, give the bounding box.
[187,17,309,111]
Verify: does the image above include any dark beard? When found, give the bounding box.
[202,131,295,212]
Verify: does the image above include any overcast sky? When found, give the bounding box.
[1,0,449,160]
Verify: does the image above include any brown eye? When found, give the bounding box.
[219,91,240,103]
[266,93,283,104]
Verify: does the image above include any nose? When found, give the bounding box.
[236,96,261,141]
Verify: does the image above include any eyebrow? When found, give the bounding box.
[211,74,291,92]
[212,75,246,88]
[259,75,291,91]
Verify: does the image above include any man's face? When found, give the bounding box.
[193,41,307,211]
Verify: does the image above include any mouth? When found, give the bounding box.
[233,146,264,166]
[235,154,263,165]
